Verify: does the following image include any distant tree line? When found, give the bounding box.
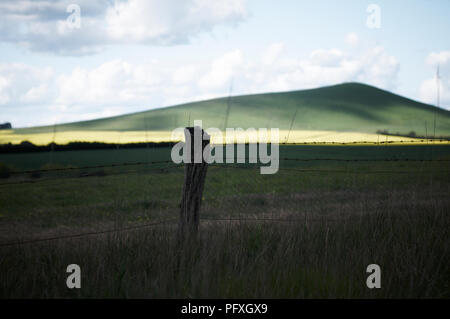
[376,129,450,140]
[0,141,176,154]
[0,122,12,130]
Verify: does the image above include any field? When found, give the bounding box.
[1,144,449,298]
[0,129,437,145]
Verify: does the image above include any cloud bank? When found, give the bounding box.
[0,0,248,55]
[0,35,403,127]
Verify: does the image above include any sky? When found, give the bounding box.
[0,0,449,128]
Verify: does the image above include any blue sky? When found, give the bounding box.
[0,0,449,127]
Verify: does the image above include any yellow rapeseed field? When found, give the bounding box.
[1,129,446,145]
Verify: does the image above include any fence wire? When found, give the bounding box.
[1,152,449,248]
[0,218,177,248]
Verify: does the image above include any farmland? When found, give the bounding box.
[1,82,449,299]
[0,129,437,145]
[1,0,449,305]
[0,144,449,298]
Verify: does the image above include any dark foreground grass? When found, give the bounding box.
[1,144,450,171]
[0,168,449,298]
[0,145,449,298]
[0,199,448,298]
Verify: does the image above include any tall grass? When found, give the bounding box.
[1,177,448,298]
[1,145,449,298]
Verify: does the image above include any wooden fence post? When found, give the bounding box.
[178,126,210,241]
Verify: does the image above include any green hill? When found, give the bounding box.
[11,82,450,137]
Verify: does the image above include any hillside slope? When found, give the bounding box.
[7,82,450,141]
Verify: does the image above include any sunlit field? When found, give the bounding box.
[1,129,445,146]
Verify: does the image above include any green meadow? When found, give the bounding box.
[2,144,450,170]
[0,144,449,298]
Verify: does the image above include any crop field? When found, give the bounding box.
[0,144,449,298]
[0,129,441,145]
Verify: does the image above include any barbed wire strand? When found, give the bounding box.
[0,218,177,248]
[1,214,413,248]
[209,163,449,174]
[1,158,448,186]
[8,159,174,175]
[1,142,448,246]
[201,217,354,222]
[5,157,450,176]
[0,163,182,186]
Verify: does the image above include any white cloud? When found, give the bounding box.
[262,43,284,65]
[106,0,247,44]
[419,51,450,109]
[357,46,399,89]
[172,65,197,85]
[0,63,54,106]
[56,60,163,106]
[199,49,244,89]
[244,45,398,93]
[345,32,359,46]
[419,78,445,107]
[0,76,11,105]
[21,84,49,103]
[309,49,345,67]
[0,0,248,55]
[0,43,402,127]
[425,51,450,66]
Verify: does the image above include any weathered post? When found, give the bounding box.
[178,126,210,241]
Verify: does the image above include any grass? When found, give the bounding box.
[0,145,449,298]
[0,173,448,298]
[4,83,450,144]
[1,144,450,170]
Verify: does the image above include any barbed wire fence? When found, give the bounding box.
[1,138,449,248]
[1,158,449,187]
